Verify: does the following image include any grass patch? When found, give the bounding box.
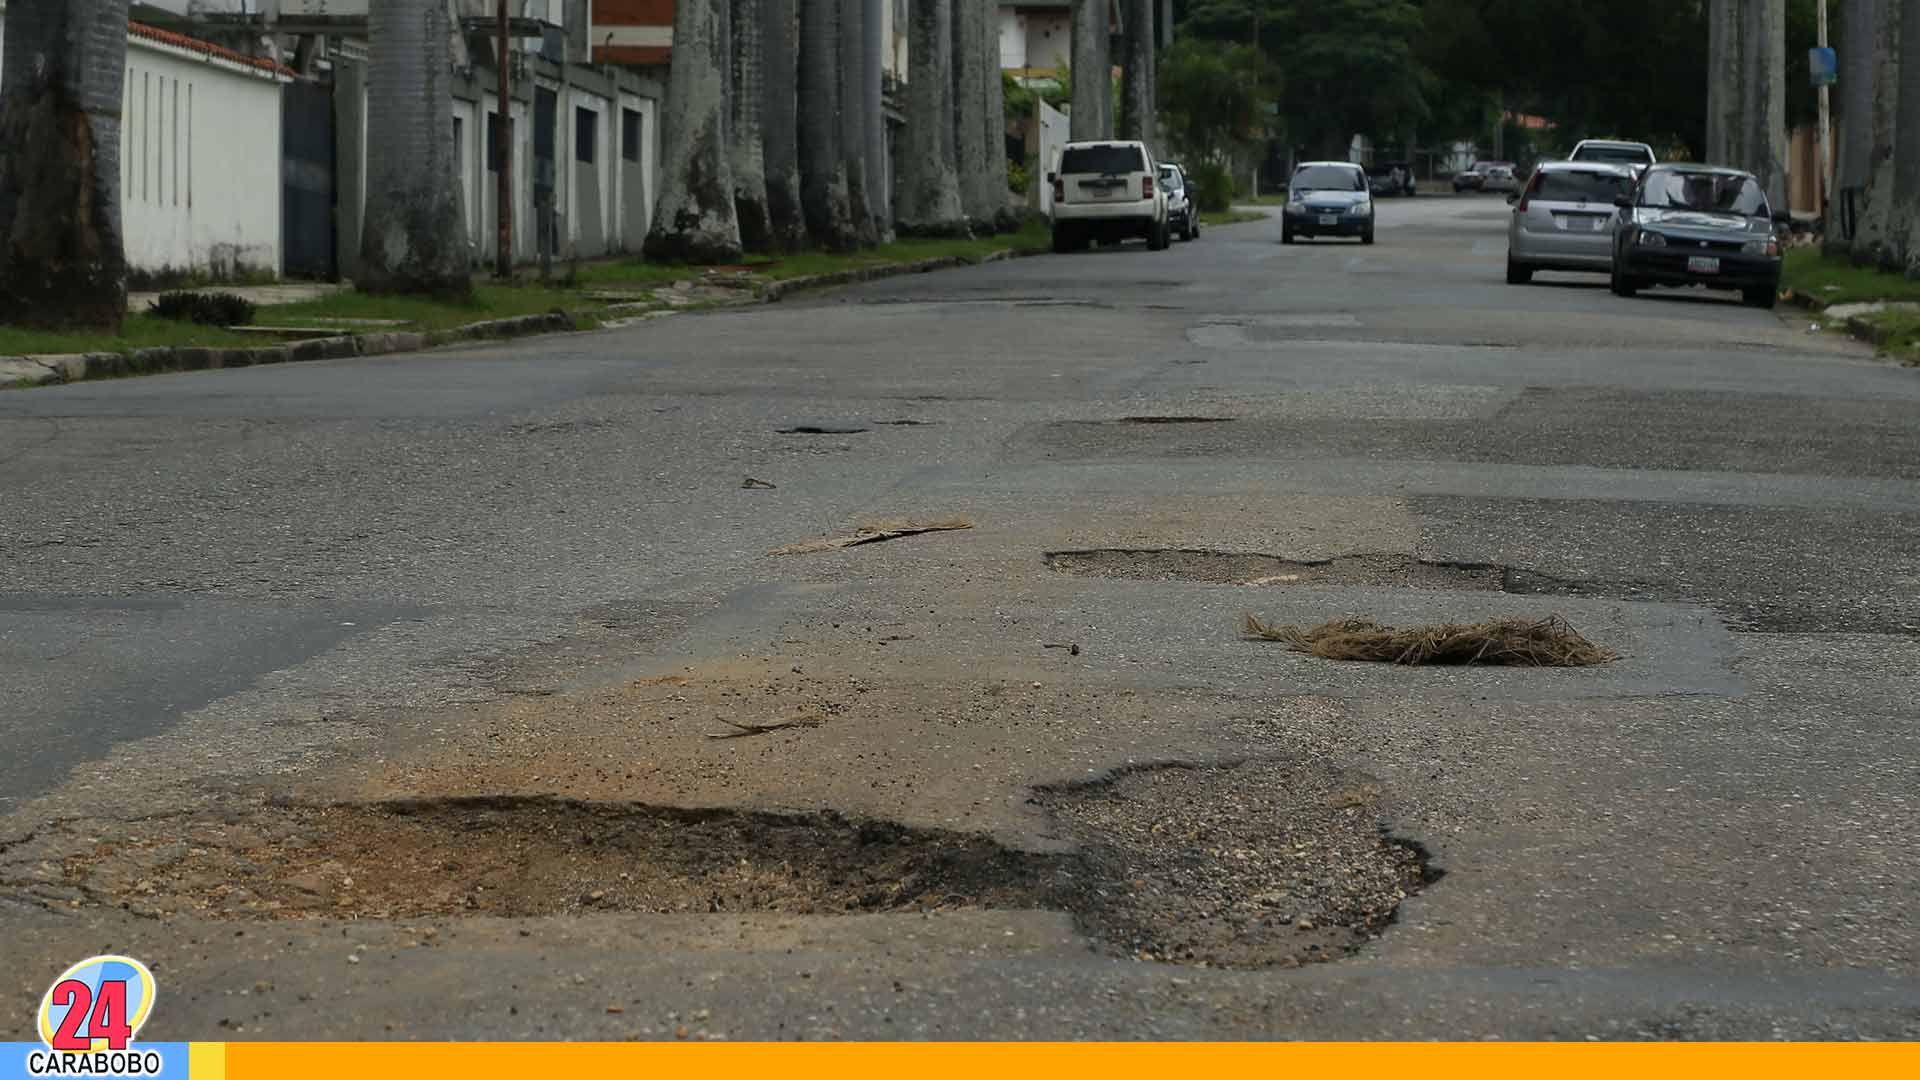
[0,313,258,356]
[1202,209,1268,227]
[577,220,1051,287]
[1782,248,1920,307]
[255,283,596,332]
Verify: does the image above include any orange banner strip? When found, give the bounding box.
[218,1041,1920,1080]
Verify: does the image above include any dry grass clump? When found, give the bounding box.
[1243,613,1619,667]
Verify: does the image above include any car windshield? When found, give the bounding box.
[1638,170,1768,216]
[1576,144,1655,165]
[1060,145,1144,175]
[1533,169,1635,203]
[1293,165,1362,192]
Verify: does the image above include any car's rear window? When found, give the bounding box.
[1534,169,1634,202]
[1292,165,1363,191]
[1574,145,1654,165]
[1061,145,1145,175]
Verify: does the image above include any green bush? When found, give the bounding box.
[148,291,257,327]
[1008,160,1032,195]
[1189,162,1235,213]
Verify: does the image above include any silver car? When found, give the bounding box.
[1505,161,1637,283]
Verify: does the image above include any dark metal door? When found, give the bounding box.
[282,80,336,280]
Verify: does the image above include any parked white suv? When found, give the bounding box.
[1569,139,1657,176]
[1048,140,1171,252]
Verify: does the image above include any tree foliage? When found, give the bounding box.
[1157,38,1278,164]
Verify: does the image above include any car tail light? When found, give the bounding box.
[1516,172,1543,212]
[1143,174,1154,199]
[1052,175,1064,202]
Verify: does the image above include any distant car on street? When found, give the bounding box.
[1571,139,1658,176]
[1609,162,1789,308]
[1159,162,1200,241]
[1282,161,1374,245]
[1482,163,1521,194]
[1505,161,1638,284]
[1452,161,1492,192]
[1367,161,1416,197]
[1048,139,1171,252]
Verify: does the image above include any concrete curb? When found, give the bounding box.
[1,248,1046,391]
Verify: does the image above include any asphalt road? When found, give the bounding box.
[2,195,1917,1040]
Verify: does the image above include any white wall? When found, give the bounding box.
[120,38,286,277]
[1025,14,1070,71]
[999,11,1024,69]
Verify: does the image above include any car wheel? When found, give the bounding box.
[1744,285,1778,309]
[1051,224,1075,254]
[1361,226,1375,245]
[1281,224,1294,244]
[1505,257,1533,285]
[1147,221,1165,251]
[1609,260,1637,297]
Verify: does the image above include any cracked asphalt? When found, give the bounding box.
[2,196,1917,1040]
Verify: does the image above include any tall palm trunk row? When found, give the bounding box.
[648,0,1013,260]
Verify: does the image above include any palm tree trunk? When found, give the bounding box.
[1852,0,1902,266]
[645,0,744,264]
[731,0,774,252]
[1119,0,1155,145]
[799,0,859,250]
[839,0,880,245]
[1894,0,1920,272]
[953,0,994,229]
[0,0,131,330]
[863,0,892,238]
[1830,0,1877,252]
[762,0,810,250]
[986,44,1013,232]
[895,0,967,235]
[359,0,470,298]
[1070,0,1111,141]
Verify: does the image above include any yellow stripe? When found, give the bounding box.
[188,1041,227,1080]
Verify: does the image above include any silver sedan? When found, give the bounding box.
[1505,162,1637,284]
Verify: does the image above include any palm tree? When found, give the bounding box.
[1830,0,1877,253]
[1070,0,1112,141]
[731,0,774,252]
[952,0,994,230]
[863,0,892,238]
[1850,0,1902,267]
[798,0,859,250]
[0,0,132,330]
[840,0,881,245]
[1894,0,1920,272]
[1119,0,1155,146]
[645,0,745,263]
[895,0,967,235]
[762,0,810,250]
[986,42,1014,232]
[358,0,471,298]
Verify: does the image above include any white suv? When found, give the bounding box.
[1569,139,1657,176]
[1048,140,1171,252]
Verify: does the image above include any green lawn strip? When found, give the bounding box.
[0,313,258,357]
[1846,308,1920,358]
[1202,209,1268,226]
[1781,248,1920,308]
[255,283,601,332]
[577,220,1050,287]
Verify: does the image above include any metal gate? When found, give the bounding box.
[282,80,336,280]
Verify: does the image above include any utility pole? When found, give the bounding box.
[496,0,514,279]
[1816,0,1832,215]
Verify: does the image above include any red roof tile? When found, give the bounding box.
[128,21,295,78]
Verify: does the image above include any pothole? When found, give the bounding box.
[1045,549,1509,590]
[776,425,869,435]
[51,761,1434,971]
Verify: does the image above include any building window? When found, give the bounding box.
[575,107,596,164]
[621,108,641,163]
[453,115,464,163]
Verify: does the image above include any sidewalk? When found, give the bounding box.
[126,281,349,314]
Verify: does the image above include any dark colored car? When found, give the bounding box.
[1610,163,1789,309]
[1159,162,1199,241]
[1368,161,1416,196]
[1281,162,1374,244]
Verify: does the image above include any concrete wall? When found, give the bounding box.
[120,35,288,278]
[1000,9,1071,72]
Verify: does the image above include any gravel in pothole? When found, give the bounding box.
[36,762,1432,970]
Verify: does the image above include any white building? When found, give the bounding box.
[0,6,293,280]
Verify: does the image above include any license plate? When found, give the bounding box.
[1688,255,1720,274]
[1092,188,1112,199]
[1318,214,1338,226]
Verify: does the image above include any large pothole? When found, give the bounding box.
[1045,549,1511,590]
[45,761,1433,971]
